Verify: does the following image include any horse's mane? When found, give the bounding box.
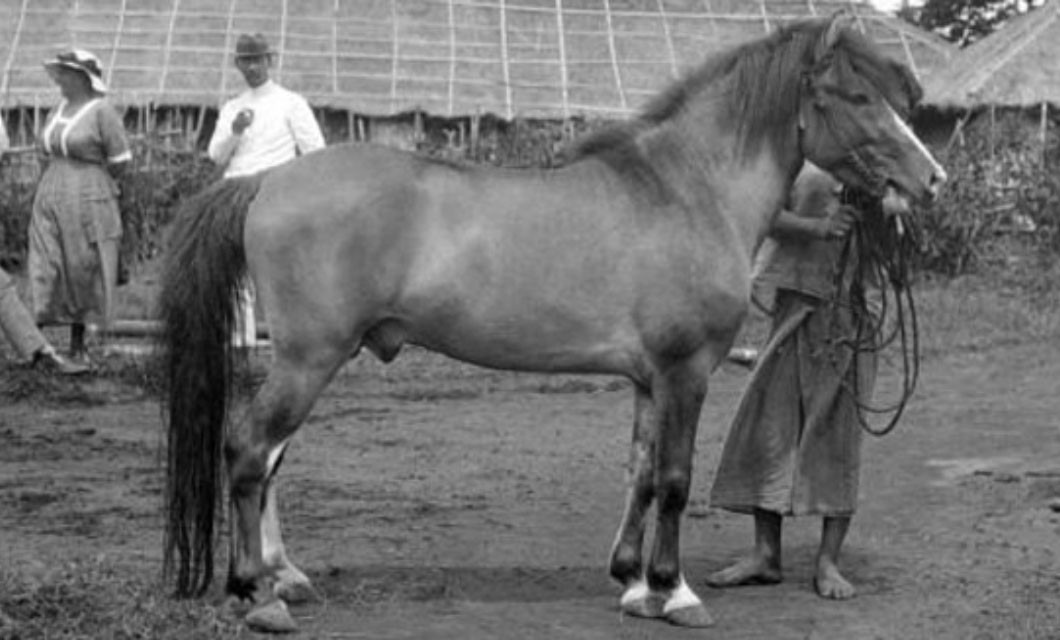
[568,19,922,195]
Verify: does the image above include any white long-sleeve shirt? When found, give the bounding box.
[208,80,325,178]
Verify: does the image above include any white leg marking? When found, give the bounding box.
[663,576,703,614]
[265,439,289,475]
[262,441,291,565]
[261,483,285,565]
[620,579,650,608]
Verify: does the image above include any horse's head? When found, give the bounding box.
[798,14,946,205]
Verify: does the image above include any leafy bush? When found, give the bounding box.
[915,137,1012,276]
[116,138,218,278]
[1017,151,1060,255]
[0,154,40,271]
[915,109,1059,278]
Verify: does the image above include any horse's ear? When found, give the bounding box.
[817,11,854,58]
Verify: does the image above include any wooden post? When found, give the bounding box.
[191,105,205,151]
[413,110,424,146]
[470,113,480,161]
[944,108,973,153]
[145,101,154,169]
[18,104,29,146]
[1040,102,1049,168]
[988,104,995,167]
[33,94,40,141]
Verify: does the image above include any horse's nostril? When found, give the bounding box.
[930,169,948,187]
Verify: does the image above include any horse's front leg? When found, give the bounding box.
[644,354,715,627]
[609,384,660,614]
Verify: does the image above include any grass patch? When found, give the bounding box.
[0,559,239,640]
[914,272,1060,358]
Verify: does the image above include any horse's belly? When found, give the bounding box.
[404,305,641,377]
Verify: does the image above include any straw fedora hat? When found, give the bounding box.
[235,33,273,59]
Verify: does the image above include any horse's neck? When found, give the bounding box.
[715,145,799,254]
[647,114,801,264]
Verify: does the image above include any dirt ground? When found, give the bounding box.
[2,338,1059,639]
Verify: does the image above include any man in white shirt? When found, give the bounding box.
[209,33,325,178]
[208,33,325,346]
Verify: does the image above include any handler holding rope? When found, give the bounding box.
[707,162,912,600]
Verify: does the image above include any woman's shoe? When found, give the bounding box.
[726,347,759,369]
[33,348,90,376]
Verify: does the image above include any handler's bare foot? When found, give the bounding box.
[814,560,856,599]
[705,554,782,587]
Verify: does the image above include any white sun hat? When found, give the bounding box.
[44,49,108,93]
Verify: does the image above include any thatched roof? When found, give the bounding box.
[1,0,954,120]
[923,0,1060,109]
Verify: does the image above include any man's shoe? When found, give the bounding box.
[33,348,90,376]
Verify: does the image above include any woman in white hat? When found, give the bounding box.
[28,49,131,365]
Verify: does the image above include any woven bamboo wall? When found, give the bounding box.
[0,0,954,119]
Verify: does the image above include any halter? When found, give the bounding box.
[798,69,890,198]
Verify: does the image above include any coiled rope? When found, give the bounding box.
[830,187,921,437]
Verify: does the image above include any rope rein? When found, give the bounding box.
[828,187,921,437]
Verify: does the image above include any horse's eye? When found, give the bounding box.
[848,92,872,105]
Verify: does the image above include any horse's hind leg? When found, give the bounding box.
[226,347,347,632]
[609,384,660,614]
[261,469,316,603]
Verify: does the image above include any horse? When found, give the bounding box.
[159,14,945,632]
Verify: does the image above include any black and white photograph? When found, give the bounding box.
[0,1,1057,638]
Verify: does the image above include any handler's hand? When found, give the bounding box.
[881,186,912,218]
[819,200,860,240]
[232,109,254,135]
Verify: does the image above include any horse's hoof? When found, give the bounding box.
[275,579,318,604]
[619,581,665,619]
[245,598,298,633]
[666,603,715,628]
[621,594,665,618]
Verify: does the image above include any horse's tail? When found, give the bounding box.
[158,173,264,597]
